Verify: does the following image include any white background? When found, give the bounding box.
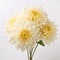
[0,0,60,60]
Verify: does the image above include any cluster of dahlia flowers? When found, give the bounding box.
[5,6,57,52]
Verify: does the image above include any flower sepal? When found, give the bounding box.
[37,40,45,46]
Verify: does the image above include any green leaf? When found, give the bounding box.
[37,40,45,46]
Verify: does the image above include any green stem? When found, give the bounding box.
[27,44,38,60]
[30,50,32,60]
[30,56,32,60]
[32,44,38,57]
[27,50,32,60]
[27,50,29,60]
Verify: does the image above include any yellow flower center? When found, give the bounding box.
[29,9,42,21]
[40,24,52,37]
[8,17,16,26]
[19,30,31,41]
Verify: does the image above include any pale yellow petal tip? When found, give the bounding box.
[8,16,17,26]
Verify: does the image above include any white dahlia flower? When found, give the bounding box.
[23,6,48,27]
[39,21,57,44]
[5,14,40,51]
[5,14,21,34]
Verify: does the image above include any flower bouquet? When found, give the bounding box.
[5,6,57,60]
